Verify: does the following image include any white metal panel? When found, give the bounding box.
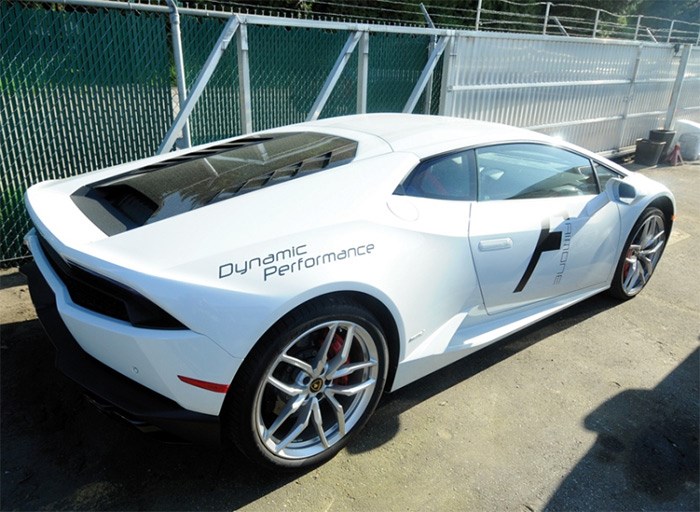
[445,35,699,153]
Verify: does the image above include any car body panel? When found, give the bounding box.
[469,195,621,314]
[25,230,242,415]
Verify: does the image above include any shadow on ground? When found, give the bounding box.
[544,348,699,511]
[349,293,625,456]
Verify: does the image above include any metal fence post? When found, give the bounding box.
[634,15,642,41]
[166,0,191,149]
[665,44,692,130]
[475,0,482,31]
[667,20,675,43]
[158,15,240,154]
[420,3,436,114]
[617,44,643,150]
[543,2,551,35]
[438,35,456,116]
[237,21,253,134]
[593,9,600,38]
[357,31,369,114]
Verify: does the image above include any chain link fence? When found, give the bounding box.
[0,1,437,264]
[248,25,355,132]
[181,14,240,144]
[1,1,175,265]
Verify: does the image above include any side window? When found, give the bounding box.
[397,150,476,201]
[593,163,621,191]
[475,144,598,201]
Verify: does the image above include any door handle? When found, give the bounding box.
[478,238,513,251]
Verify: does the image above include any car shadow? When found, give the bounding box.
[350,293,622,455]
[0,270,26,291]
[542,347,699,511]
[0,292,650,510]
[0,316,302,510]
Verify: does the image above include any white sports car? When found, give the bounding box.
[23,114,674,470]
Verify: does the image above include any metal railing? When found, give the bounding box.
[125,0,700,45]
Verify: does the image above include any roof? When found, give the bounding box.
[294,113,550,158]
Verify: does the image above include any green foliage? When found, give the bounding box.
[637,0,700,24]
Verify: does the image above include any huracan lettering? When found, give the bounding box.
[219,243,374,281]
[553,220,572,285]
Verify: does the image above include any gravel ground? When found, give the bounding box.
[1,162,698,511]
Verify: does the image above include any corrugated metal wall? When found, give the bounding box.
[441,33,698,154]
[678,50,700,117]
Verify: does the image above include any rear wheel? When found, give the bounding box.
[224,299,388,470]
[609,207,668,300]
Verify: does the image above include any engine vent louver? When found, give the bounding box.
[98,185,157,226]
[70,132,358,236]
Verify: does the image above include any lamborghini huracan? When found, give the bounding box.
[23,114,674,469]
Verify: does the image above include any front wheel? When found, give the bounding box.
[609,207,668,300]
[224,299,388,471]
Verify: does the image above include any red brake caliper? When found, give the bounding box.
[327,332,349,386]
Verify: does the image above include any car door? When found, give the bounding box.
[468,143,621,315]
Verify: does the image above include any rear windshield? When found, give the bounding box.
[71,132,358,235]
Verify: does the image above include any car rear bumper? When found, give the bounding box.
[22,260,222,446]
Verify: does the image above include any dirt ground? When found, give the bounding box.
[1,162,698,511]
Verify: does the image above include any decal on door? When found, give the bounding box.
[514,214,571,293]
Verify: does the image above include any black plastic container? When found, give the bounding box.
[635,139,665,166]
[648,129,676,160]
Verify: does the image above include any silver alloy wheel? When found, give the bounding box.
[253,320,379,460]
[621,212,666,296]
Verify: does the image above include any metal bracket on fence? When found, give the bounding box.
[645,27,658,43]
[551,17,569,37]
[158,15,240,154]
[306,31,363,122]
[166,0,191,149]
[403,36,449,114]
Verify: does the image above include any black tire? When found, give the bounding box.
[609,207,669,300]
[223,297,388,471]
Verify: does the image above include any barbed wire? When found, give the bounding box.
[30,0,700,41]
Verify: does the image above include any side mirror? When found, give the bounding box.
[606,177,637,205]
